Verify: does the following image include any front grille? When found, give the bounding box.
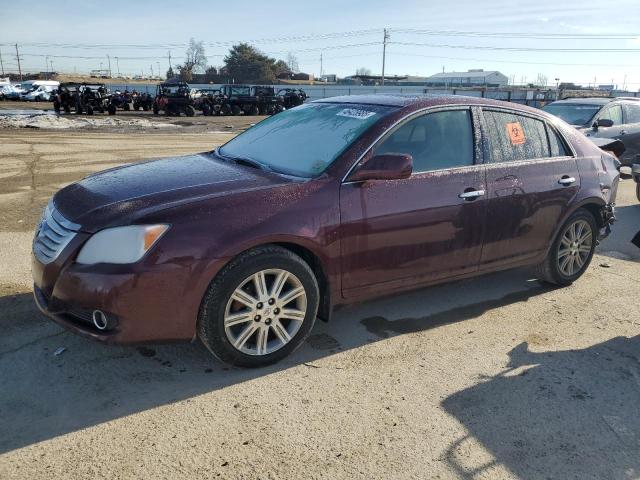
[33,201,80,264]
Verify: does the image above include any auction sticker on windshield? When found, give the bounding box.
[337,108,377,120]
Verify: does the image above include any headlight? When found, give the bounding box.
[76,224,169,265]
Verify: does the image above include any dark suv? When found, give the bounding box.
[543,97,640,166]
[32,95,619,367]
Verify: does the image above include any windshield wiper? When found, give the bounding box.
[214,148,273,172]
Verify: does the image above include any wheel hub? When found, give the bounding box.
[223,269,307,356]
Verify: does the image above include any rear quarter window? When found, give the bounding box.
[483,110,550,163]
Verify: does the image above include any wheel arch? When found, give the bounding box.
[545,197,606,257]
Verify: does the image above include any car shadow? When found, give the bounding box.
[597,203,640,262]
[0,268,555,455]
[441,336,640,479]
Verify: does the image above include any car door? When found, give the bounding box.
[339,107,487,297]
[480,108,580,268]
[621,102,640,166]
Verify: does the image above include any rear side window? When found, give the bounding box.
[483,110,550,163]
[547,125,570,157]
[374,109,474,173]
[624,103,640,124]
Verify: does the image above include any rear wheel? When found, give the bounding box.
[231,104,241,116]
[185,105,195,116]
[535,209,597,286]
[198,246,319,367]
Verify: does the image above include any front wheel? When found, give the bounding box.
[198,246,319,367]
[535,209,597,286]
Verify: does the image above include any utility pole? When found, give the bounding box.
[156,61,160,79]
[168,51,172,71]
[381,28,389,86]
[15,44,22,81]
[150,64,154,78]
[115,57,120,77]
[0,49,4,76]
[319,51,323,79]
[107,54,112,78]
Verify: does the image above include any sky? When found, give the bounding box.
[1,0,640,89]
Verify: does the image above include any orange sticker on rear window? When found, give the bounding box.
[506,122,526,145]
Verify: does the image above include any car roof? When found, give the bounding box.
[313,93,547,115]
[548,97,613,106]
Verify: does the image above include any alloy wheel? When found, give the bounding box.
[557,219,593,277]
[224,269,307,355]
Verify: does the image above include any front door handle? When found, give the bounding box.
[558,176,576,186]
[458,189,485,200]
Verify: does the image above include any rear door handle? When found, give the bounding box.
[458,189,485,200]
[558,176,576,186]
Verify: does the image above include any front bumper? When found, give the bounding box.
[31,245,219,344]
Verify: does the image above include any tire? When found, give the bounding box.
[142,104,149,111]
[249,105,260,116]
[153,104,159,115]
[198,245,319,367]
[231,105,241,116]
[221,104,231,116]
[535,209,597,286]
[636,183,640,202]
[202,104,211,116]
[108,104,116,115]
[134,105,140,111]
[86,105,94,115]
[123,103,130,111]
[64,105,71,114]
[185,105,195,117]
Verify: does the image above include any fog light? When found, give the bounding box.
[92,310,111,330]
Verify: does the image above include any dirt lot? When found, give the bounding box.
[0,126,639,479]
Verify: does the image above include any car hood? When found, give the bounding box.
[53,152,293,232]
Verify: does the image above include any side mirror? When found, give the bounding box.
[348,153,413,182]
[594,118,614,129]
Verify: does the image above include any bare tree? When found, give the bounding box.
[355,67,372,76]
[286,53,299,74]
[535,73,548,87]
[183,38,207,75]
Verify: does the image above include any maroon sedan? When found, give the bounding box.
[32,95,619,367]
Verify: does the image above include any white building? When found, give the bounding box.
[425,69,508,87]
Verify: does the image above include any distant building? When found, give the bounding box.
[425,69,508,87]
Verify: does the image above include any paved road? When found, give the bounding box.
[0,129,639,479]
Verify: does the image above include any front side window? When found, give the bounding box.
[598,104,623,125]
[220,103,394,177]
[373,109,474,173]
[483,110,550,163]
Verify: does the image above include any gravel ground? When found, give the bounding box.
[0,128,639,480]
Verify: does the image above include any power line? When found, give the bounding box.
[391,28,640,40]
[391,41,640,53]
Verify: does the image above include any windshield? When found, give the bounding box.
[543,103,603,126]
[219,102,395,177]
